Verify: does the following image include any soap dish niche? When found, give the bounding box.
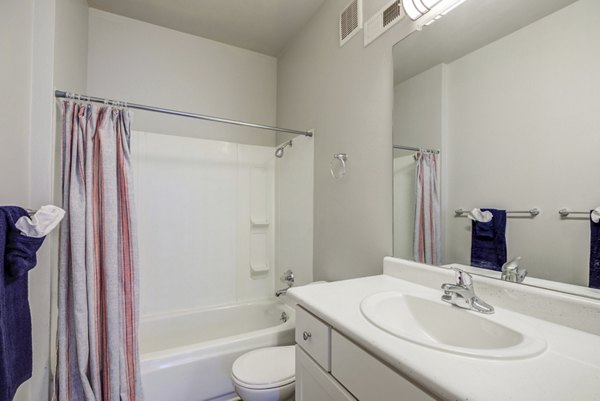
[250,218,270,227]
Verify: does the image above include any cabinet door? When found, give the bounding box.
[331,331,436,401]
[296,346,357,401]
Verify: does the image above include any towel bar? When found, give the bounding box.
[558,209,591,217]
[454,208,540,217]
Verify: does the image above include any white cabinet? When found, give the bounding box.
[295,306,331,371]
[331,331,435,401]
[296,346,357,401]
[294,305,437,401]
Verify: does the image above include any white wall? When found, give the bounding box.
[132,132,276,316]
[392,155,415,259]
[392,65,445,260]
[275,136,315,287]
[0,4,34,401]
[277,0,419,281]
[393,64,444,151]
[87,9,278,147]
[444,0,600,286]
[0,0,33,207]
[1,0,88,400]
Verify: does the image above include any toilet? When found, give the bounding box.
[231,345,296,401]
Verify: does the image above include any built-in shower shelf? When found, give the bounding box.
[250,218,270,227]
[250,263,270,274]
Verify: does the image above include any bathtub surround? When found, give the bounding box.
[132,132,276,315]
[55,102,142,401]
[0,207,45,401]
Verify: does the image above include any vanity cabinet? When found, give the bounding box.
[295,305,436,401]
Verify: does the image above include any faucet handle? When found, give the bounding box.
[280,269,294,286]
[502,256,522,272]
[452,268,472,287]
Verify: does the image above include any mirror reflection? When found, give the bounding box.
[392,0,600,297]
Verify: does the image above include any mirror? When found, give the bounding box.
[392,0,600,298]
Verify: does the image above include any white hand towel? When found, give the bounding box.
[467,208,493,223]
[16,205,65,238]
[592,207,600,224]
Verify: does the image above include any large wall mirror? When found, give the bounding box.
[392,0,600,298]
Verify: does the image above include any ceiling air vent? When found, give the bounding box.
[339,0,363,47]
[364,0,405,47]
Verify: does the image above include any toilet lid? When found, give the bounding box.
[231,346,295,390]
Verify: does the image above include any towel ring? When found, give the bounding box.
[330,153,348,179]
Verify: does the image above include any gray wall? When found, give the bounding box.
[87,9,278,147]
[0,0,33,207]
[277,0,417,280]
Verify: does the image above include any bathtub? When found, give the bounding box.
[140,298,295,401]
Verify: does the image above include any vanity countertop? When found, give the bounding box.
[288,267,600,401]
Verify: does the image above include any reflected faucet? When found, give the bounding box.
[501,256,527,283]
[441,268,494,314]
[275,270,294,297]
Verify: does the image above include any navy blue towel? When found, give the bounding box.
[590,212,600,289]
[470,208,507,271]
[0,207,45,401]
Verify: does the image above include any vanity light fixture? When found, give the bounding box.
[401,0,465,22]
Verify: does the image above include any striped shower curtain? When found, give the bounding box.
[413,152,441,266]
[54,101,143,401]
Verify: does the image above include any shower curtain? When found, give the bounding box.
[413,152,441,266]
[54,101,143,401]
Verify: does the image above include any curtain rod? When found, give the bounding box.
[393,144,440,154]
[55,90,314,138]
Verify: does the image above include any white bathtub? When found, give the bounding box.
[140,299,295,401]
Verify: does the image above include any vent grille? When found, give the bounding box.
[339,0,363,46]
[364,0,405,47]
[383,1,402,27]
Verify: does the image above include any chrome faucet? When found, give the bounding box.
[441,268,494,314]
[275,270,294,297]
[501,256,527,283]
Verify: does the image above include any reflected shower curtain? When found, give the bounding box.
[413,152,441,266]
[54,101,143,401]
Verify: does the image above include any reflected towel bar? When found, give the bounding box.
[454,208,540,217]
[558,209,590,217]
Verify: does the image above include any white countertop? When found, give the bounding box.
[288,270,600,401]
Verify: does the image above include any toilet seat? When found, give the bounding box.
[231,346,295,390]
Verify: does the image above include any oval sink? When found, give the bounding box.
[360,291,546,359]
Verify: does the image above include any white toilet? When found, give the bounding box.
[231,345,295,401]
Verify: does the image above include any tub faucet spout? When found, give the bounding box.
[275,270,294,297]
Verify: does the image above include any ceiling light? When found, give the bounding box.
[402,0,423,20]
[403,0,467,23]
[422,0,442,8]
[412,0,430,14]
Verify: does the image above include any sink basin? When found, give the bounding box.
[360,291,546,359]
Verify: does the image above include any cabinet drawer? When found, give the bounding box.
[331,331,436,401]
[295,305,331,371]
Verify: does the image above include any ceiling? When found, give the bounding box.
[393,0,578,83]
[87,0,326,56]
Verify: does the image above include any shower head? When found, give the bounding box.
[275,140,293,158]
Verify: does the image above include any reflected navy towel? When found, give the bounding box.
[470,208,507,271]
[0,207,44,401]
[590,212,600,289]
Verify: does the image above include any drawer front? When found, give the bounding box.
[331,331,436,401]
[296,346,357,401]
[295,305,331,371]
